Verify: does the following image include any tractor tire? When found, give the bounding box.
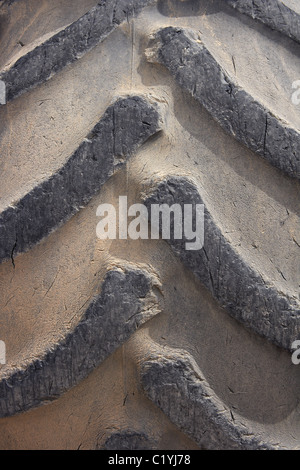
[0,0,299,450]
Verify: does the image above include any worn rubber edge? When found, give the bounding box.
[0,265,161,418]
[224,0,300,44]
[146,27,300,179]
[0,0,155,103]
[144,176,300,352]
[0,95,162,264]
[141,347,278,450]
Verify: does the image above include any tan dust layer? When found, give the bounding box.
[0,0,98,70]
[0,0,299,450]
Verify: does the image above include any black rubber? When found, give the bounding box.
[0,0,299,451]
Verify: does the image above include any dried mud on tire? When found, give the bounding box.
[0,0,299,451]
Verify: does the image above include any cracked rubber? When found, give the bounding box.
[0,95,161,263]
[146,26,300,179]
[0,265,160,417]
[0,0,299,451]
[225,0,300,44]
[0,0,155,103]
[144,176,300,352]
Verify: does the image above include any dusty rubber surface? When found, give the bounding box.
[0,0,299,450]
